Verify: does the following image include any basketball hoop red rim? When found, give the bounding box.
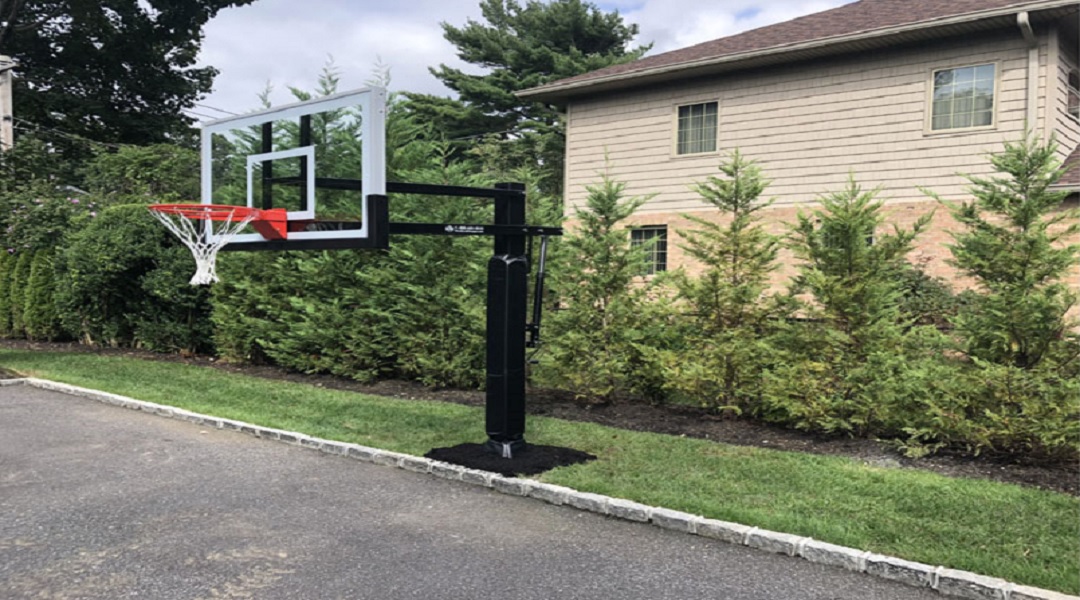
[148,203,262,221]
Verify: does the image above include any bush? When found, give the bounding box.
[23,250,62,341]
[664,151,789,413]
[534,171,668,403]
[212,159,494,387]
[932,135,1079,370]
[55,204,213,352]
[0,251,13,336]
[762,176,950,437]
[8,251,32,338]
[80,144,200,205]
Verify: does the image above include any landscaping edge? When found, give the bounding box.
[11,376,1076,600]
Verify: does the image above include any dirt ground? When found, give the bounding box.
[3,340,1076,496]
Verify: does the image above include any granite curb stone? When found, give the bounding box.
[566,490,610,514]
[866,554,936,588]
[745,528,804,556]
[1012,586,1080,600]
[18,378,1078,600]
[935,568,1009,599]
[799,539,869,572]
[650,507,698,533]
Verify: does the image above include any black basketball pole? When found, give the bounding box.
[485,183,529,458]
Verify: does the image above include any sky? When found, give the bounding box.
[193,0,851,120]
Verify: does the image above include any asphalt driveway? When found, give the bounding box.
[0,384,941,599]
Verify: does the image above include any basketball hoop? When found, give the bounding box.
[147,204,286,285]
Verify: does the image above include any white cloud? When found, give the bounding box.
[195,0,853,117]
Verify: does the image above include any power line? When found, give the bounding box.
[194,102,239,116]
[183,108,218,120]
[12,117,127,150]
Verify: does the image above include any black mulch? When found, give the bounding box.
[425,442,596,477]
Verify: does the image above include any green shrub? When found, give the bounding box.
[535,171,668,403]
[0,252,13,336]
[930,135,1079,370]
[212,158,493,387]
[23,250,62,341]
[665,151,790,413]
[910,135,1080,462]
[763,176,950,437]
[80,144,200,205]
[55,205,213,352]
[9,251,33,338]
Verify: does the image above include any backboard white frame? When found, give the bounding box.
[200,86,387,246]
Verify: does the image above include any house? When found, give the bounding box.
[520,0,1080,288]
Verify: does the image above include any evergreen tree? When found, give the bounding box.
[8,250,32,337]
[536,171,664,402]
[667,151,787,412]
[23,250,60,341]
[0,0,255,160]
[931,135,1079,369]
[0,252,13,336]
[403,0,649,193]
[765,177,941,436]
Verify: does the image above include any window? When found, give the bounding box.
[676,102,718,154]
[1068,69,1079,119]
[630,225,667,275]
[930,64,995,131]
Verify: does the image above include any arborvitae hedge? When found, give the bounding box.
[9,251,33,338]
[23,250,62,341]
[0,252,13,336]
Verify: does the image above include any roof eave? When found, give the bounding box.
[519,0,1076,103]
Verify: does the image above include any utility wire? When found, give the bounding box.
[182,108,218,120]
[194,102,239,116]
[12,117,127,150]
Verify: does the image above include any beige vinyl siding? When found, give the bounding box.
[565,31,1045,216]
[1053,32,1080,161]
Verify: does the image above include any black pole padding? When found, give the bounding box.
[484,253,528,457]
[366,194,390,250]
[484,182,528,458]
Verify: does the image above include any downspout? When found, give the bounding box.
[1017,12,1039,133]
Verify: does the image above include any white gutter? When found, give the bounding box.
[1017,12,1040,131]
[521,0,1076,100]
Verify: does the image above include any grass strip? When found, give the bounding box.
[2,349,1076,594]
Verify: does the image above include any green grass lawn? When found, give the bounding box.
[2,349,1077,594]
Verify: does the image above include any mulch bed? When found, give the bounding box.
[425,443,596,477]
[2,340,1076,496]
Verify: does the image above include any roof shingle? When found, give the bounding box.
[531,0,1057,93]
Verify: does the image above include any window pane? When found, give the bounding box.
[676,102,718,154]
[931,64,994,130]
[952,67,974,84]
[630,226,667,275]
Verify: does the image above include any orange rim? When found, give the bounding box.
[148,203,261,222]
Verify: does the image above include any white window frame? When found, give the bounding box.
[630,225,668,275]
[673,100,719,156]
[925,62,999,134]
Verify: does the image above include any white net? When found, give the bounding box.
[149,207,258,285]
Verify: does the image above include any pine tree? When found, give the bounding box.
[668,151,787,412]
[932,135,1080,369]
[403,0,650,193]
[766,177,939,436]
[536,172,661,402]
